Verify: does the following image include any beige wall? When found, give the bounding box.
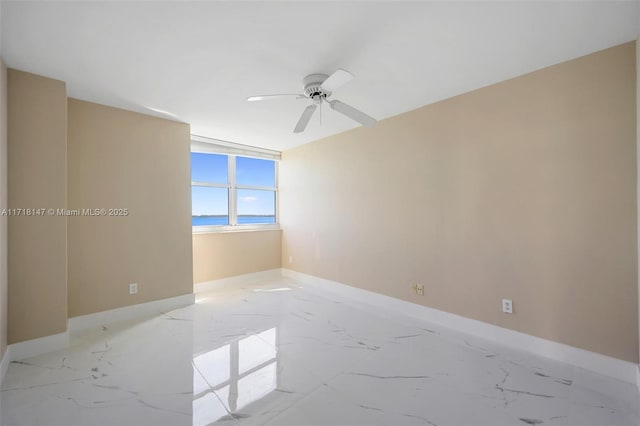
[67,99,193,317]
[7,69,67,343]
[0,59,8,357]
[193,230,281,284]
[281,42,638,362]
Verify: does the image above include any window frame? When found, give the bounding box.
[191,136,280,234]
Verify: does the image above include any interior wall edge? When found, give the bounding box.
[636,33,640,388]
[0,56,8,369]
[7,67,68,344]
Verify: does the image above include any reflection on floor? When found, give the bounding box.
[194,328,278,424]
[2,277,639,426]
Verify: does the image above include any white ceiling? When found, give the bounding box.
[2,1,639,152]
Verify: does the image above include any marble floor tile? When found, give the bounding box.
[1,277,638,426]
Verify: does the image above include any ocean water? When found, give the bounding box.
[192,216,276,226]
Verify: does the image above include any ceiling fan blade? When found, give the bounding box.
[320,69,354,92]
[328,100,376,128]
[293,104,317,133]
[247,94,305,102]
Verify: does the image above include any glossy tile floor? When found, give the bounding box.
[2,277,639,426]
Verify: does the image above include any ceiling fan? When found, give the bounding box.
[247,69,377,133]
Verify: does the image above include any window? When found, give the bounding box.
[191,138,279,231]
[191,153,229,226]
[235,156,277,225]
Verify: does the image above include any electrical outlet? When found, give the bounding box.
[410,283,424,295]
[129,283,138,295]
[502,298,513,314]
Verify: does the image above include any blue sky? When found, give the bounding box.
[191,153,275,216]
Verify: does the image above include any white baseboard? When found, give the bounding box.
[0,346,9,383]
[8,331,70,362]
[283,269,640,387]
[69,293,195,332]
[0,347,7,423]
[194,268,283,294]
[3,293,196,367]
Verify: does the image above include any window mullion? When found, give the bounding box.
[229,155,237,225]
[192,181,230,189]
[274,161,279,225]
[235,184,276,191]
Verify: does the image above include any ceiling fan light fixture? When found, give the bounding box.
[248,68,376,133]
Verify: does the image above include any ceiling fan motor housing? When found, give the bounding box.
[303,73,331,100]
[248,68,375,133]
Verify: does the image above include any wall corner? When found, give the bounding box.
[636,34,640,370]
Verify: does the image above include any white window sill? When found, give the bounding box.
[192,224,281,234]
